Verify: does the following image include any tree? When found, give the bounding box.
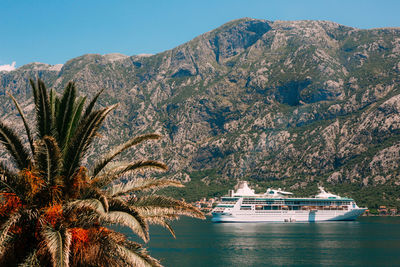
[0,79,204,266]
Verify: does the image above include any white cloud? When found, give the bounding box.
[0,61,16,72]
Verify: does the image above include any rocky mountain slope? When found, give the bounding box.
[1,18,400,208]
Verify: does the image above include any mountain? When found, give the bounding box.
[1,18,400,208]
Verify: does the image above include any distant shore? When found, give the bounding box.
[363,214,400,217]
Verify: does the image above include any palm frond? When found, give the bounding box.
[92,133,161,177]
[8,93,35,156]
[106,211,149,242]
[145,216,176,238]
[108,199,148,242]
[0,121,31,170]
[29,79,39,107]
[63,209,103,229]
[62,104,117,179]
[0,179,17,194]
[17,249,41,267]
[34,79,53,138]
[49,88,57,122]
[82,88,104,120]
[34,136,61,184]
[93,160,168,188]
[62,96,86,152]
[56,82,77,149]
[110,160,167,176]
[54,94,60,125]
[64,199,106,214]
[0,162,19,190]
[62,229,71,267]
[106,178,182,197]
[0,212,21,256]
[137,206,204,220]
[116,242,162,267]
[99,194,109,213]
[19,209,40,222]
[131,195,205,219]
[42,226,71,267]
[77,229,159,267]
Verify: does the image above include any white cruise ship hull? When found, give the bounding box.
[212,208,367,223]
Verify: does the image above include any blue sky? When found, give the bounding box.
[1,0,400,68]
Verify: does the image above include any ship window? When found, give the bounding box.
[222,198,238,203]
[263,206,272,210]
[216,205,234,208]
[240,206,252,210]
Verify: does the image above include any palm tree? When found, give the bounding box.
[0,79,204,266]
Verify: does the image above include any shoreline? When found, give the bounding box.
[363,214,400,217]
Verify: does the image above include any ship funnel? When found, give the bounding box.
[228,190,234,197]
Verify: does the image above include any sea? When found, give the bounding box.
[123,217,400,267]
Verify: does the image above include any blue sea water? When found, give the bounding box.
[124,217,400,267]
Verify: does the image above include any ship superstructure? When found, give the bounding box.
[211,181,367,222]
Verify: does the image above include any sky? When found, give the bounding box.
[1,0,400,69]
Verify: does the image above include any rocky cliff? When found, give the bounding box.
[1,18,400,207]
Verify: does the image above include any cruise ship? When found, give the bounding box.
[211,181,367,222]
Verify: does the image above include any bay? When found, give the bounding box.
[122,217,400,267]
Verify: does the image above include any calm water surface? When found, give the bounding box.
[125,217,400,267]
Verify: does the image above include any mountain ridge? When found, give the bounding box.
[6,18,400,73]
